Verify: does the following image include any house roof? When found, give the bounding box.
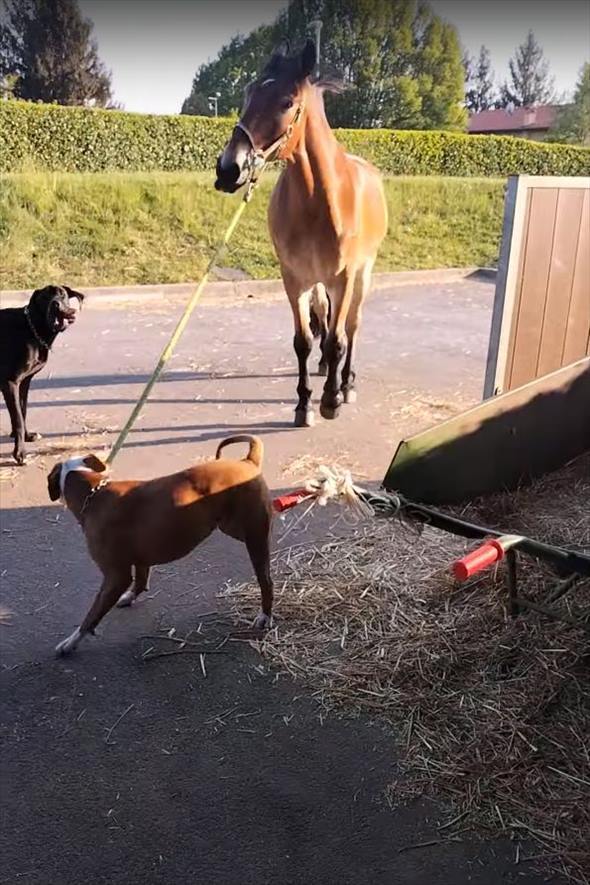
[468,105,559,134]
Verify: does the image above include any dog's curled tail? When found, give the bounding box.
[215,435,263,469]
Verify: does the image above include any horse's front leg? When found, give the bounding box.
[320,271,355,420]
[285,278,315,427]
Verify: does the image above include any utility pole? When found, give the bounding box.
[208,92,221,116]
[309,18,322,78]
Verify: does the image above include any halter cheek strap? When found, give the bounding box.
[235,101,304,164]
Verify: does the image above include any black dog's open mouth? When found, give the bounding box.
[53,306,78,333]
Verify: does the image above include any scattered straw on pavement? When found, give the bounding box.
[225,454,590,883]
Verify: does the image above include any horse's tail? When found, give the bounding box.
[310,284,330,339]
[215,434,263,469]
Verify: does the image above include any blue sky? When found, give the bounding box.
[82,0,590,114]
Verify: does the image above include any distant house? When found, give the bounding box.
[468,105,560,141]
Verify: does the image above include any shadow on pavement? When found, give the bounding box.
[0,502,552,885]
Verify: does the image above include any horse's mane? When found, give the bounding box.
[314,76,348,95]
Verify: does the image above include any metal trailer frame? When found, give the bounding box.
[380,175,590,629]
[361,489,590,632]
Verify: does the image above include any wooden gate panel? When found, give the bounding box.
[563,188,590,365]
[507,187,558,389]
[536,188,586,377]
[484,176,590,398]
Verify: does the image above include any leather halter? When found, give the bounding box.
[235,100,305,165]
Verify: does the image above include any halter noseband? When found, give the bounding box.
[235,100,305,166]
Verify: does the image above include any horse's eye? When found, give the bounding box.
[281,98,294,112]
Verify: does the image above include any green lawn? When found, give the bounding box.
[0,171,505,290]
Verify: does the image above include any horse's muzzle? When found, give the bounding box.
[214,176,241,193]
[215,151,249,193]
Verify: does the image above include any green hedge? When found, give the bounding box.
[338,128,590,177]
[1,99,589,176]
[0,100,231,173]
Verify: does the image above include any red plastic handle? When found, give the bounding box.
[452,540,504,581]
[272,489,311,513]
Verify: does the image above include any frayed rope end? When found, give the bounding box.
[303,465,373,517]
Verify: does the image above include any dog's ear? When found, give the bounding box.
[30,286,51,309]
[64,286,85,309]
[83,454,107,473]
[47,464,62,501]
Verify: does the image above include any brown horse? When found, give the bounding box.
[215,40,387,426]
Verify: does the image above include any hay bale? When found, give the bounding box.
[226,454,590,883]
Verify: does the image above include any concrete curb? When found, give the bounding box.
[0,267,496,309]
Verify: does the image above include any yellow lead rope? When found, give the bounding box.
[106,168,265,466]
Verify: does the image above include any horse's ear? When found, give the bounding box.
[299,39,316,80]
[266,38,290,73]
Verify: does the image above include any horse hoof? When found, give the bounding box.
[343,389,357,404]
[320,402,341,421]
[294,409,315,428]
[253,611,272,631]
[317,362,328,377]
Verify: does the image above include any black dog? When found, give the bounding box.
[0,285,84,464]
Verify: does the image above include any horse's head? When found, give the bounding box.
[215,39,316,193]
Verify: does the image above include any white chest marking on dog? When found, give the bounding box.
[59,456,92,501]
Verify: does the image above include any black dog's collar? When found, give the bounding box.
[24,305,51,351]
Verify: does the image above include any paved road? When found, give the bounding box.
[1,280,551,884]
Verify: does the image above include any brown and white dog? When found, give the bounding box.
[47,435,273,656]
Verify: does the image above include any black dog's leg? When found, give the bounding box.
[2,381,26,464]
[9,377,40,442]
[19,376,41,442]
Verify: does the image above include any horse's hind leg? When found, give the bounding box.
[311,284,330,376]
[342,259,373,404]
[284,273,315,427]
[320,270,355,420]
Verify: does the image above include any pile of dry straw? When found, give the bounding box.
[226,454,590,882]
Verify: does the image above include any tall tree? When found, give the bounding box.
[463,49,473,89]
[180,26,276,117]
[182,0,467,131]
[549,62,590,145]
[412,9,467,129]
[465,45,495,112]
[0,0,112,106]
[500,30,554,108]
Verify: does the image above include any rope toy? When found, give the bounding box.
[303,465,373,516]
[273,465,373,520]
